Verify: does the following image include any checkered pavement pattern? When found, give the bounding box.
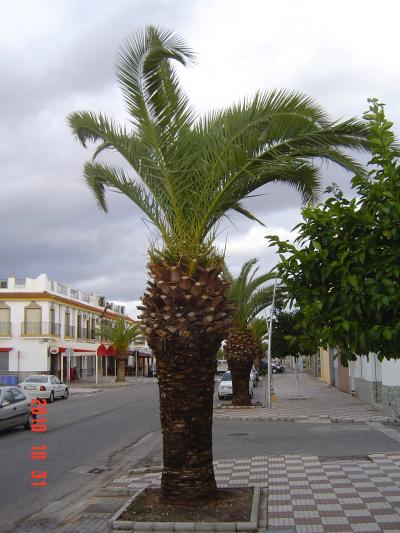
[214,373,399,423]
[108,453,400,532]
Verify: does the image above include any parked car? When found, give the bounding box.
[0,386,33,431]
[218,371,253,400]
[19,375,69,402]
[250,366,259,387]
[272,362,285,373]
[216,359,228,375]
[260,360,285,374]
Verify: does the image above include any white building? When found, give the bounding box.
[0,273,146,383]
[353,353,400,417]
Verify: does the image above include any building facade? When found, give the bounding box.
[0,273,146,383]
[353,354,400,418]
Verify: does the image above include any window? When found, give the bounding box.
[10,388,26,402]
[25,376,47,383]
[1,390,14,404]
[50,377,56,385]
[24,302,42,335]
[0,302,10,336]
[0,352,9,371]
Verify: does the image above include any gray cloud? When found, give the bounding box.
[2,0,399,314]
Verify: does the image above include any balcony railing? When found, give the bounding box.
[64,325,75,338]
[0,322,11,336]
[21,322,61,336]
[77,328,98,341]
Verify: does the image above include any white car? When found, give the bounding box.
[19,375,69,402]
[0,386,33,431]
[218,370,253,400]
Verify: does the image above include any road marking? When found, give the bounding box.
[367,422,400,443]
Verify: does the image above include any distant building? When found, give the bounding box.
[0,273,147,383]
[314,347,400,418]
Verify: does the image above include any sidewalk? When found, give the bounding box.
[215,372,399,423]
[68,377,157,395]
[20,372,400,532]
[50,452,400,532]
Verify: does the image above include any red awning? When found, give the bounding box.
[59,347,98,353]
[0,348,12,352]
[97,344,116,357]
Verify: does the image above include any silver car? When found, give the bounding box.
[0,386,33,431]
[217,370,254,400]
[19,375,69,402]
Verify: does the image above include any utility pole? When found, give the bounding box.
[265,279,278,408]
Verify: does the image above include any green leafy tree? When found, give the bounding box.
[271,309,304,359]
[68,25,368,502]
[100,319,142,381]
[224,260,275,405]
[268,99,400,365]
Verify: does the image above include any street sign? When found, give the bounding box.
[65,347,74,358]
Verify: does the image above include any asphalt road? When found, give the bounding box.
[0,384,161,533]
[1,380,400,532]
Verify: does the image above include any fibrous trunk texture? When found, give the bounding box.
[139,261,234,502]
[116,357,126,382]
[225,330,258,406]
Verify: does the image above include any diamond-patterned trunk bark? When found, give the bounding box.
[225,330,258,406]
[139,261,234,502]
[115,349,126,382]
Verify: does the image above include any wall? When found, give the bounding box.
[381,359,400,417]
[319,347,331,385]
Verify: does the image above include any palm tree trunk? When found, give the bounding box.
[225,330,258,406]
[228,358,253,406]
[139,261,234,502]
[157,348,216,500]
[116,357,126,382]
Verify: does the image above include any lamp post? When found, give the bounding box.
[265,279,278,409]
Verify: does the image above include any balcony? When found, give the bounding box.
[64,325,75,338]
[77,328,98,341]
[0,322,11,336]
[21,322,61,337]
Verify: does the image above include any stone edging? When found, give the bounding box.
[110,487,260,532]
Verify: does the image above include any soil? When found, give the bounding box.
[120,487,253,522]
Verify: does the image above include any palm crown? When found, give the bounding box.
[225,258,276,330]
[100,319,142,353]
[68,26,369,265]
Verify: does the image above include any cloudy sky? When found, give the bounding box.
[2,0,400,317]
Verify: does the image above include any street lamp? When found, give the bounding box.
[265,279,278,409]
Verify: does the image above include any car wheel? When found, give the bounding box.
[48,391,54,403]
[24,414,32,430]
[63,388,69,399]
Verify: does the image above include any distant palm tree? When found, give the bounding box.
[68,26,369,502]
[224,259,275,405]
[250,317,269,368]
[100,319,142,381]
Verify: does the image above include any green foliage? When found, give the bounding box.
[100,319,142,357]
[272,309,307,358]
[68,25,369,265]
[225,259,275,330]
[268,99,400,364]
[250,317,269,343]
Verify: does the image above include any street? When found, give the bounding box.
[1,376,400,532]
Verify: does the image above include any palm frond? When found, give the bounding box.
[68,27,370,263]
[227,259,275,328]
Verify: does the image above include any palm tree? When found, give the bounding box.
[100,319,142,381]
[68,26,369,502]
[224,259,275,405]
[250,317,269,369]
